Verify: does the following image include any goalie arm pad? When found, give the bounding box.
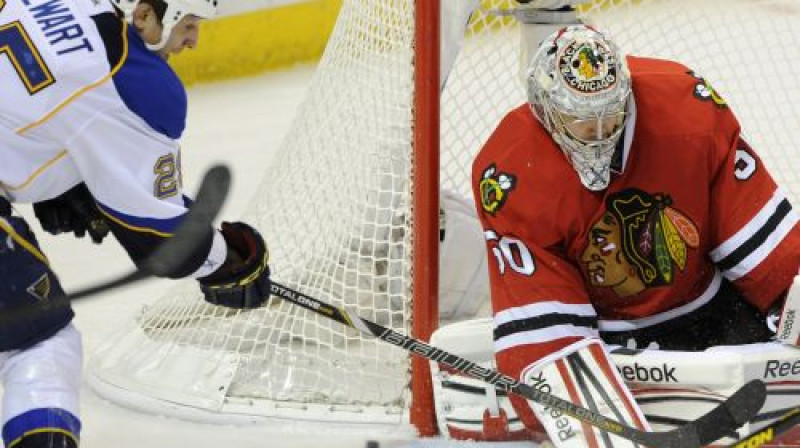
[439,191,491,321]
[773,275,800,346]
[520,339,650,448]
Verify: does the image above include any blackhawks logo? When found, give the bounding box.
[689,70,727,107]
[479,164,515,215]
[581,189,699,297]
[558,38,618,94]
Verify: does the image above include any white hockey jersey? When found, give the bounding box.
[0,0,225,277]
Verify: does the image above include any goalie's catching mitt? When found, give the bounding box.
[199,221,271,308]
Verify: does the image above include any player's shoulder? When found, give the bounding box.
[628,56,734,132]
[110,26,188,140]
[627,55,691,76]
[626,56,702,98]
[474,105,543,163]
[474,103,573,182]
[627,55,726,104]
[472,104,581,222]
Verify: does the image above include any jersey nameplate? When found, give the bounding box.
[20,0,95,56]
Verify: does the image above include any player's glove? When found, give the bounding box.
[33,183,110,244]
[198,222,271,309]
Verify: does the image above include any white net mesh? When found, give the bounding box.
[88,0,800,427]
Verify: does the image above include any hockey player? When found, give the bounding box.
[469,24,800,446]
[0,1,271,447]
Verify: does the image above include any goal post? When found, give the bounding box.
[87,0,800,438]
[411,0,441,436]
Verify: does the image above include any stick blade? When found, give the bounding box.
[694,379,767,445]
[648,379,767,448]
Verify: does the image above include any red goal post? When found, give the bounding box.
[411,0,441,436]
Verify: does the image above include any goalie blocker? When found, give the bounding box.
[430,318,800,446]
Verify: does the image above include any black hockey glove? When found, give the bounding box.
[33,183,110,244]
[198,222,271,309]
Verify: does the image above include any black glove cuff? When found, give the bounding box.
[200,265,271,309]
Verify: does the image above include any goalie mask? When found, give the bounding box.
[111,0,218,51]
[527,25,631,191]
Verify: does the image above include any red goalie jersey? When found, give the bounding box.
[472,55,800,414]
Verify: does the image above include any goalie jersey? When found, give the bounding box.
[472,54,800,414]
[0,0,225,277]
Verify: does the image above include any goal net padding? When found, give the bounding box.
[87,0,800,435]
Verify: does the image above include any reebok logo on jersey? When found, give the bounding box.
[617,362,678,383]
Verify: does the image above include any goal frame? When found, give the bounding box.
[410,0,442,437]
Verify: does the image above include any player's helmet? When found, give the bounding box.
[111,0,218,50]
[527,25,631,191]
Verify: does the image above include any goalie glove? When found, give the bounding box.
[33,182,109,244]
[198,222,271,309]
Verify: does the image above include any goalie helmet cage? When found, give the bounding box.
[88,0,800,438]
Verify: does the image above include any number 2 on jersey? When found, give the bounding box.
[0,1,55,94]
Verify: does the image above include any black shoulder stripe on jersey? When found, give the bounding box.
[493,313,598,340]
[716,198,792,272]
[91,12,126,70]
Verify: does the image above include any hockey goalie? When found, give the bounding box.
[431,1,800,446]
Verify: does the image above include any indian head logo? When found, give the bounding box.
[479,164,515,215]
[558,39,618,94]
[581,189,699,297]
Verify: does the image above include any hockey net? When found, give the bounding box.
[88,0,800,434]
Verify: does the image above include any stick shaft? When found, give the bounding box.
[726,408,800,448]
[270,281,763,447]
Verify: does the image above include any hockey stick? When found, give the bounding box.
[0,165,230,321]
[68,164,231,300]
[269,281,765,448]
[726,407,800,448]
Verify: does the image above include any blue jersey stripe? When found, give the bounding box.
[98,201,184,236]
[3,408,80,447]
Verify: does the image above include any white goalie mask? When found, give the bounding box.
[111,0,218,50]
[527,25,631,191]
